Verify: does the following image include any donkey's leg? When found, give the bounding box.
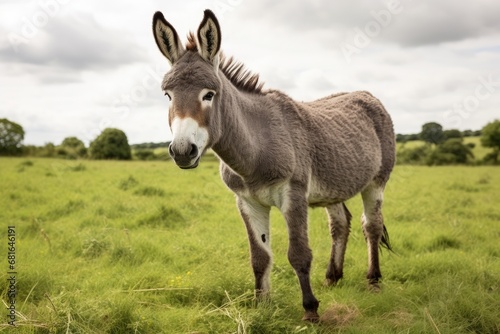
[237,197,272,298]
[361,184,386,290]
[325,203,352,286]
[281,189,319,322]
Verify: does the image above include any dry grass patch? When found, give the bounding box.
[319,303,359,327]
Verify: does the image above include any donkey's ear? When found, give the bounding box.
[152,11,185,65]
[196,10,221,64]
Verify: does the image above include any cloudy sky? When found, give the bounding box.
[1,0,499,145]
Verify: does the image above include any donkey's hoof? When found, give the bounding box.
[302,311,320,322]
[368,281,381,292]
[255,290,271,302]
[324,278,338,287]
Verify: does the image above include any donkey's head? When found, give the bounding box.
[152,10,222,169]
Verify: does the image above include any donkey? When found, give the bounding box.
[152,10,395,322]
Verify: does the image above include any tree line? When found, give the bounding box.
[1,118,500,164]
[396,128,482,143]
[397,121,500,165]
[0,118,173,161]
[0,119,136,160]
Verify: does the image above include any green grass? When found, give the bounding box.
[0,158,499,333]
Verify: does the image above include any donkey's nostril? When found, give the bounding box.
[169,143,198,163]
[189,144,199,159]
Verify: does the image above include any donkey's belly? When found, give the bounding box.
[307,195,343,207]
[306,169,374,207]
[307,184,345,207]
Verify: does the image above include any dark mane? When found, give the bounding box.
[219,54,264,93]
[185,32,264,94]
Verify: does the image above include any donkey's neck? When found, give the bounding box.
[212,84,262,178]
[211,78,296,187]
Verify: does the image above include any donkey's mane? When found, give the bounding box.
[186,32,264,94]
[186,32,198,51]
[219,55,264,93]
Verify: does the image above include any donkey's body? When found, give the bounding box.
[219,90,394,199]
[152,10,395,322]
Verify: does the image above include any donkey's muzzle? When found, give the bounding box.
[169,143,200,169]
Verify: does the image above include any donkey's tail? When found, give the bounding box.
[380,225,393,252]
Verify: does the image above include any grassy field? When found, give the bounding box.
[1,157,499,333]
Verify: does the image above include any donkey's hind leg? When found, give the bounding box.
[361,183,390,290]
[325,203,352,286]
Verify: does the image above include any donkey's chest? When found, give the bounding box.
[220,164,288,208]
[234,180,290,209]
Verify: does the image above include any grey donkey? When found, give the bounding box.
[152,9,395,322]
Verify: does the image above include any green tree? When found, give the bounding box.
[61,136,87,158]
[62,136,84,148]
[481,120,500,164]
[0,118,25,155]
[89,128,131,160]
[420,122,445,145]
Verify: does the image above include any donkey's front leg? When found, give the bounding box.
[282,189,320,322]
[237,197,272,299]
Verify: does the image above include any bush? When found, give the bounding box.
[398,139,475,166]
[39,143,57,158]
[397,145,432,165]
[426,138,474,165]
[134,149,156,161]
[89,128,131,160]
[60,137,87,159]
[482,152,499,165]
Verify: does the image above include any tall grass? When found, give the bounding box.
[0,158,499,333]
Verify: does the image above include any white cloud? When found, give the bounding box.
[0,12,147,72]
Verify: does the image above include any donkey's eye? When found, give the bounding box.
[164,92,171,101]
[203,91,215,101]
